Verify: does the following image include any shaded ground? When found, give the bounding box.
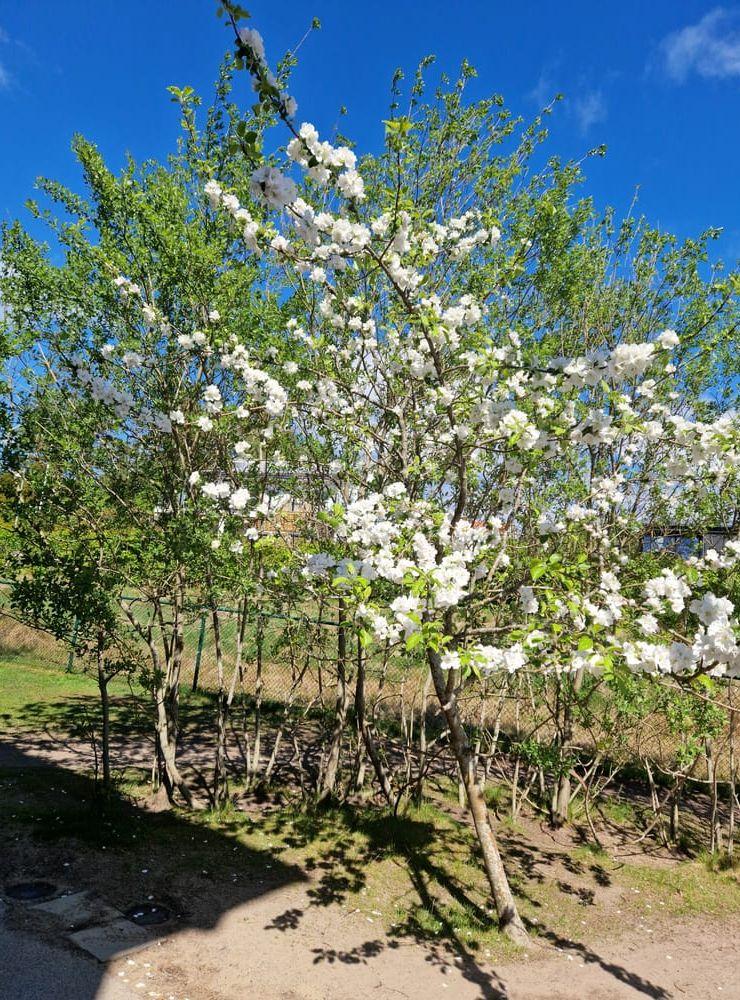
[108,901,740,1000]
[0,899,136,1000]
[2,658,739,998]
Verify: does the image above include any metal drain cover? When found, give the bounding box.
[5,881,57,901]
[124,903,171,926]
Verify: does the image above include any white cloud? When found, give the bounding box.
[661,7,740,82]
[529,69,558,108]
[0,25,9,88]
[573,90,607,133]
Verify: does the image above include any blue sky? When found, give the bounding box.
[1,2,739,261]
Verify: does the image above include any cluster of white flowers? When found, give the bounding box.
[622,641,694,676]
[69,351,173,433]
[519,585,539,615]
[688,591,739,676]
[620,573,740,678]
[219,342,288,418]
[288,123,363,200]
[112,275,141,299]
[205,180,262,251]
[644,569,692,614]
[250,165,298,209]
[438,643,526,675]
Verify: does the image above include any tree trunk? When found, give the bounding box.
[122,597,192,806]
[247,601,265,787]
[97,655,111,792]
[553,771,571,827]
[428,650,527,943]
[154,688,192,806]
[706,738,722,854]
[728,691,737,860]
[319,602,351,798]
[354,643,394,804]
[156,593,192,806]
[669,781,680,845]
[414,671,432,804]
[552,670,583,827]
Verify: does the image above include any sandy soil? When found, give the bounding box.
[2,735,739,1000]
[107,886,739,1000]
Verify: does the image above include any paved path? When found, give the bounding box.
[0,901,135,1000]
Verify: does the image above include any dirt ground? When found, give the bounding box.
[94,882,740,1000]
[7,871,739,1000]
[2,734,739,1000]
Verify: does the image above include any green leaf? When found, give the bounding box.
[531,559,547,581]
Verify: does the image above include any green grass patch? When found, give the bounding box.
[620,860,740,918]
[0,657,131,712]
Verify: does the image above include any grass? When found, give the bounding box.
[0,655,328,752]
[619,859,740,918]
[0,657,139,727]
[0,657,128,710]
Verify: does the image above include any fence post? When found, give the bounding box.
[66,617,79,672]
[192,613,207,692]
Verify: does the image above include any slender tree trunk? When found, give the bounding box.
[354,642,394,805]
[428,650,527,943]
[414,671,432,804]
[158,590,192,805]
[96,640,111,792]
[643,757,667,846]
[728,689,736,860]
[248,597,265,787]
[212,599,251,806]
[212,604,226,805]
[352,640,366,794]
[319,601,351,798]
[511,755,520,819]
[212,599,248,805]
[154,687,192,806]
[706,738,722,854]
[669,780,681,845]
[161,609,191,804]
[552,670,583,827]
[123,597,191,805]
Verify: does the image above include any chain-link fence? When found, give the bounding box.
[0,581,434,716]
[1,579,736,781]
[0,585,71,672]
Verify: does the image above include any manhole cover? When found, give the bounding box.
[5,881,57,902]
[124,903,171,926]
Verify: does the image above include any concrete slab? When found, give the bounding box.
[68,918,153,962]
[33,890,122,928]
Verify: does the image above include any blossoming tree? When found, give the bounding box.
[0,72,298,804]
[191,6,740,938]
[2,3,738,943]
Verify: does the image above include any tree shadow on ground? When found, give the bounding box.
[260,806,672,1000]
[0,743,308,1000]
[0,723,693,999]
